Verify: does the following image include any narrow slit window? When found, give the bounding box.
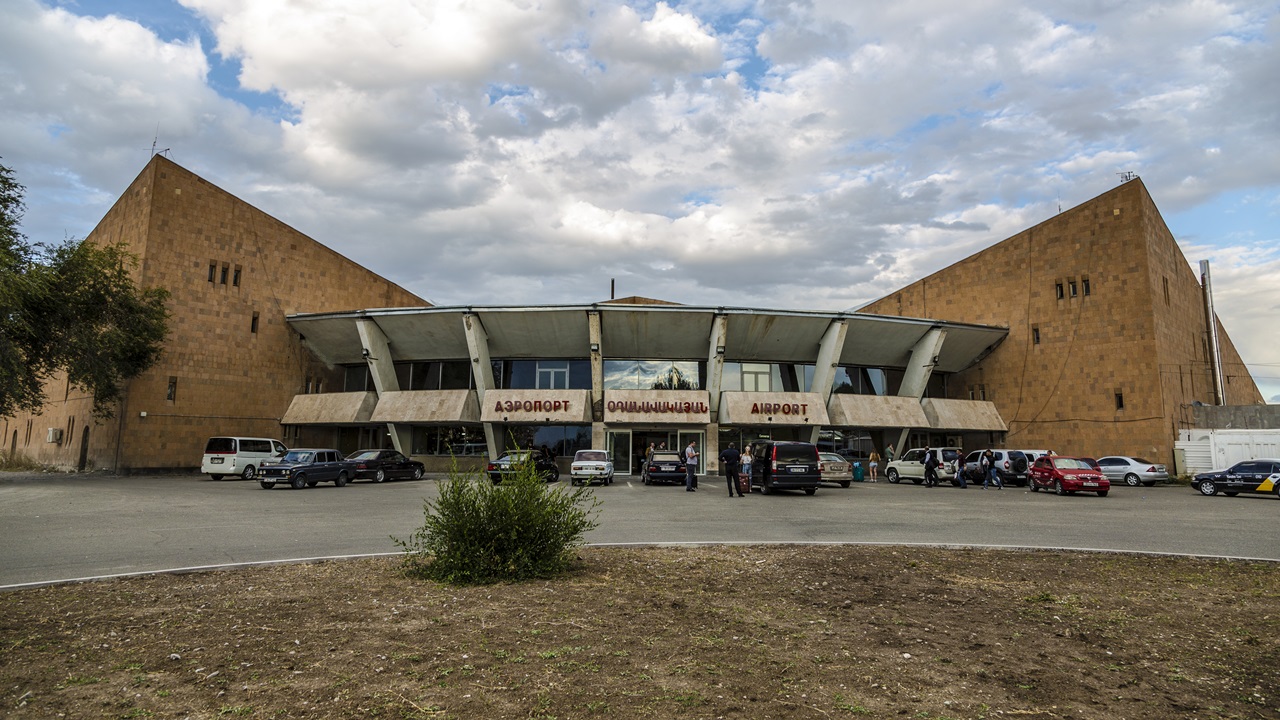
[1069,280,1078,297]
[1055,283,1064,300]
[219,264,229,285]
[1115,392,1124,410]
[166,376,177,401]
[1082,277,1091,296]
[251,311,260,334]
[208,262,217,282]
[232,266,242,287]
[1032,326,1041,345]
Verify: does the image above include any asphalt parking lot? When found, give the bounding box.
[2,471,1276,588]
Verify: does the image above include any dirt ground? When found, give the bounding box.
[2,545,1278,720]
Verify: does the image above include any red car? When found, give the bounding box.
[1028,456,1110,497]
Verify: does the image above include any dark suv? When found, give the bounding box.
[747,441,822,495]
[962,449,1031,487]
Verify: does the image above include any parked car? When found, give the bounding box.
[818,452,853,488]
[570,449,614,486]
[346,449,425,482]
[487,449,560,483]
[1191,459,1280,498]
[201,436,287,481]
[641,450,687,485]
[747,441,822,495]
[884,447,962,485]
[257,448,356,489]
[961,449,1031,487]
[1096,456,1168,486]
[1028,456,1110,497]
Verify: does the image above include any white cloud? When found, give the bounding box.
[2,0,1279,399]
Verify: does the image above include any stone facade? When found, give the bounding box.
[861,178,1262,464]
[0,156,428,472]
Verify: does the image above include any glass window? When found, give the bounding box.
[742,363,770,392]
[344,365,371,392]
[505,425,592,458]
[440,361,471,389]
[603,360,702,390]
[412,425,486,455]
[537,361,569,389]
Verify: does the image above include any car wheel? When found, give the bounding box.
[335,471,348,487]
[412,467,423,480]
[209,474,223,481]
[259,480,274,489]
[804,488,816,496]
[241,465,255,481]
[548,467,560,482]
[374,469,386,483]
[290,473,306,490]
[911,478,923,485]
[1054,480,1066,496]
[1196,479,1217,496]
[1124,473,1141,487]
[886,469,900,484]
[840,481,851,488]
[1098,491,1108,497]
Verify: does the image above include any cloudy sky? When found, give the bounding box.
[1,0,1278,400]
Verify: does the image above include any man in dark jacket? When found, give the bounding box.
[922,447,938,488]
[719,443,743,497]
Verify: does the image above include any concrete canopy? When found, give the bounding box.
[287,304,1008,372]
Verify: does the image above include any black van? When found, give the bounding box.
[748,441,822,495]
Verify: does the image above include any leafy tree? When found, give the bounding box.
[0,160,170,419]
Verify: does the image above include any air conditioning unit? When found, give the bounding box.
[46,427,63,444]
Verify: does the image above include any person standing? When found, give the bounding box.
[954,446,966,488]
[868,450,880,482]
[922,447,938,488]
[982,448,1002,490]
[684,440,699,492]
[719,443,743,497]
[886,443,896,462]
[740,445,753,493]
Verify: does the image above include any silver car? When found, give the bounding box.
[1096,456,1168,486]
[818,452,853,488]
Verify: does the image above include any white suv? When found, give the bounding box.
[885,447,962,485]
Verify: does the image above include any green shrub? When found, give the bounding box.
[394,454,601,585]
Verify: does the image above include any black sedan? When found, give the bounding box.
[487,450,560,483]
[641,450,687,485]
[1192,459,1280,498]
[347,449,425,482]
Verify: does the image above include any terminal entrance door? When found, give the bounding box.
[606,430,632,476]
[677,430,705,474]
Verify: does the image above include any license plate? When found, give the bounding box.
[661,465,675,471]
[1083,481,1098,487]
[789,467,806,473]
[210,457,223,464]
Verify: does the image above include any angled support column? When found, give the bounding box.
[893,327,947,455]
[357,318,411,454]
[704,314,729,473]
[464,312,499,458]
[808,319,849,444]
[588,310,605,450]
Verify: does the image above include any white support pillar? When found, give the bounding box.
[893,326,947,455]
[464,312,499,458]
[705,314,728,475]
[356,318,411,454]
[588,310,603,421]
[808,319,849,444]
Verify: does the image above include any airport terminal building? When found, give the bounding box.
[1,156,1262,474]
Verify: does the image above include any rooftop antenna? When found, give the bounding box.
[1117,171,1137,184]
[610,278,615,300]
[150,125,170,158]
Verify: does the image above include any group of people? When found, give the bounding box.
[675,440,756,497]
[919,446,1004,489]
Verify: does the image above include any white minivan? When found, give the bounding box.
[201,437,288,480]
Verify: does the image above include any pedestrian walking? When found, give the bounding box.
[981,448,1002,489]
[740,445,753,493]
[954,446,966,488]
[868,450,880,482]
[922,447,938,488]
[719,443,743,497]
[684,440,699,492]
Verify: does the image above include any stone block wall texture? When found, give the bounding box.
[1,156,428,472]
[861,179,1262,464]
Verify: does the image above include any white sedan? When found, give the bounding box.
[570,449,614,486]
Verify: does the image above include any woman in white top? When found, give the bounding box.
[740,445,753,489]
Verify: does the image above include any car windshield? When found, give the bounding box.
[281,451,314,463]
[775,445,817,463]
[502,451,533,462]
[575,451,607,462]
[1055,458,1094,470]
[819,453,844,462]
[651,452,682,463]
[348,450,380,460]
[942,450,960,461]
